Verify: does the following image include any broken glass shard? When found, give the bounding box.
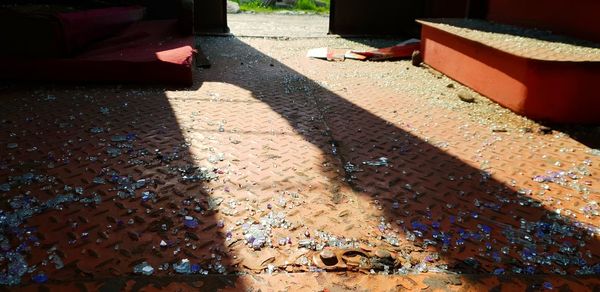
[106,147,121,157]
[31,273,48,284]
[173,259,192,274]
[207,197,224,210]
[184,216,199,229]
[363,157,389,167]
[0,183,10,192]
[141,191,156,202]
[207,153,225,164]
[89,127,104,134]
[111,135,128,142]
[344,162,360,173]
[133,262,154,275]
[92,177,105,184]
[0,252,27,286]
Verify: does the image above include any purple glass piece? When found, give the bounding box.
[32,274,48,284]
[184,217,198,229]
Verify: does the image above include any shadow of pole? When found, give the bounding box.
[0,82,244,290]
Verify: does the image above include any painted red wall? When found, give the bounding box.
[487,0,600,43]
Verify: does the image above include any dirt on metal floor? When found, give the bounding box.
[227,13,329,37]
[0,33,599,291]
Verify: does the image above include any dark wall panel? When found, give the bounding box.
[330,0,425,36]
[329,0,484,36]
[194,0,229,33]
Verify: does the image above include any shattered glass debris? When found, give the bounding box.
[243,224,270,250]
[89,127,104,134]
[208,197,224,210]
[141,191,156,202]
[362,157,389,167]
[173,259,192,274]
[183,216,199,229]
[344,162,360,173]
[133,262,155,275]
[207,153,225,164]
[175,165,218,182]
[31,273,48,284]
[0,36,599,288]
[0,252,27,285]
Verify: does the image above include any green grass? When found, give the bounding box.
[233,0,330,14]
[295,0,317,10]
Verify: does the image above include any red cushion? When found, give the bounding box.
[0,8,66,57]
[0,20,195,85]
[57,6,146,54]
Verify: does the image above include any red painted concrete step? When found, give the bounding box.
[418,18,600,124]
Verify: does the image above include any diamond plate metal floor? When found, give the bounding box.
[0,34,599,291]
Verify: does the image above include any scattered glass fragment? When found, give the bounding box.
[141,191,156,202]
[344,162,360,173]
[89,127,104,134]
[173,259,192,274]
[362,157,389,167]
[0,252,27,285]
[31,273,48,284]
[0,183,10,192]
[111,135,129,142]
[207,197,224,210]
[106,147,122,157]
[184,216,199,229]
[207,153,225,164]
[133,262,154,275]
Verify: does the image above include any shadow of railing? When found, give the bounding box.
[197,35,600,278]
